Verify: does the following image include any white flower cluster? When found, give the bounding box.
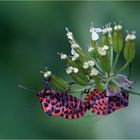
[65,27,80,49]
[88,47,94,52]
[66,66,79,74]
[114,24,122,31]
[66,27,73,40]
[89,23,113,41]
[83,60,95,69]
[98,45,109,56]
[40,67,52,78]
[90,67,99,76]
[125,32,136,41]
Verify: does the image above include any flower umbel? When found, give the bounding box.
[40,21,140,117]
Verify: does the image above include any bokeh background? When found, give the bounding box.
[0,1,140,139]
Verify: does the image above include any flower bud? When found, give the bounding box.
[41,67,69,90]
[88,46,96,58]
[102,23,112,47]
[101,34,108,47]
[74,48,87,62]
[69,74,88,86]
[123,32,136,63]
[97,46,111,73]
[100,55,111,73]
[113,24,123,53]
[50,75,69,90]
[91,40,99,58]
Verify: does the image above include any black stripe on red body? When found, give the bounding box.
[84,89,129,115]
[36,89,87,119]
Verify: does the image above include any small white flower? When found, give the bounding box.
[71,48,76,55]
[125,32,136,41]
[58,52,68,60]
[130,34,136,40]
[40,68,52,78]
[83,60,95,69]
[44,71,52,78]
[73,67,79,73]
[88,47,94,52]
[88,60,95,67]
[103,45,109,50]
[103,23,112,34]
[71,48,79,61]
[90,24,102,41]
[107,26,112,33]
[100,50,107,56]
[90,68,99,76]
[66,66,79,74]
[72,52,79,61]
[66,67,73,74]
[65,27,81,50]
[71,44,79,49]
[83,62,89,69]
[98,47,107,56]
[114,24,122,31]
[125,34,131,41]
[65,27,73,40]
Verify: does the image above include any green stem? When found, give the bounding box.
[110,45,113,69]
[113,53,120,70]
[115,61,129,74]
[94,58,105,75]
[123,88,140,96]
[71,85,95,93]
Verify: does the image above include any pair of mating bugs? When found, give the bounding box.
[35,80,129,119]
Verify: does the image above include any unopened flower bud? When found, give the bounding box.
[113,24,123,53]
[51,75,69,90]
[41,67,68,90]
[124,32,136,63]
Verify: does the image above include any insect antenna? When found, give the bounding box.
[18,84,37,112]
[18,84,36,93]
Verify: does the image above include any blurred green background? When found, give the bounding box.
[0,1,140,139]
